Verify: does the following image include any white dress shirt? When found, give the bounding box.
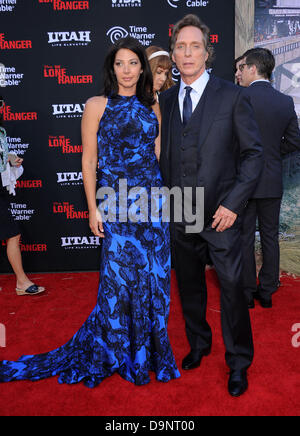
[178,70,210,121]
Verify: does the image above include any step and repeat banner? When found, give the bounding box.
[0,0,235,273]
[255,0,300,275]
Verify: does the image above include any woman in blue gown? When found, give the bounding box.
[0,37,180,388]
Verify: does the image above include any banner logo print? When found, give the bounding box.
[167,0,180,8]
[38,0,90,11]
[0,63,5,87]
[107,25,156,47]
[0,0,17,12]
[172,67,180,83]
[107,27,129,44]
[112,0,142,7]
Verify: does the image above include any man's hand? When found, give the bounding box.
[212,205,237,233]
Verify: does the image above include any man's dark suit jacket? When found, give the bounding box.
[242,81,300,199]
[159,75,264,227]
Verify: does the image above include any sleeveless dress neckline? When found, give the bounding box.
[117,94,136,98]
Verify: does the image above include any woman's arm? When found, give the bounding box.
[152,102,162,162]
[81,96,107,237]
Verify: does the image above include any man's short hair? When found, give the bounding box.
[170,14,215,68]
[235,56,244,68]
[243,48,275,81]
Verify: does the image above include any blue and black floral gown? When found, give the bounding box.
[0,95,180,388]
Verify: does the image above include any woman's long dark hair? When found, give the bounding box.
[102,37,155,109]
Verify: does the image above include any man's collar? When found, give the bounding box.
[179,70,210,95]
[250,79,270,86]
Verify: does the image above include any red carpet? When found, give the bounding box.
[0,269,299,416]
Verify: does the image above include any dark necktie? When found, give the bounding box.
[183,86,193,127]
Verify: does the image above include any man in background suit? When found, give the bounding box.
[239,48,300,309]
[159,15,264,397]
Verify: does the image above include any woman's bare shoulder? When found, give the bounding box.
[85,96,108,110]
[83,96,108,121]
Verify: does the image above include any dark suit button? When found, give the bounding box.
[181,147,185,151]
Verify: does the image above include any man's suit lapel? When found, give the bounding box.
[197,75,222,150]
[164,76,222,159]
[165,76,223,158]
[165,84,180,160]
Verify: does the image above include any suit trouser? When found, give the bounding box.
[171,220,254,372]
[241,198,282,300]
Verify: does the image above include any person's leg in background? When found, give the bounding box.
[6,234,45,296]
[256,198,282,307]
[241,199,258,308]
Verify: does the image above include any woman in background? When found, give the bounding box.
[0,96,45,296]
[146,46,174,100]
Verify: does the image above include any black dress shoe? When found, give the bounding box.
[254,289,272,308]
[228,370,248,397]
[247,297,255,309]
[182,348,211,370]
[253,290,261,301]
[259,296,272,308]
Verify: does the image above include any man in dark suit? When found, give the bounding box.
[159,15,264,397]
[239,48,300,309]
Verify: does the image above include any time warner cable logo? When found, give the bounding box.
[167,0,209,7]
[107,26,156,46]
[167,0,179,7]
[0,0,17,12]
[112,0,142,7]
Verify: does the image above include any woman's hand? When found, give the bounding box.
[89,209,105,238]
[152,102,162,162]
[14,157,23,168]
[8,155,23,167]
